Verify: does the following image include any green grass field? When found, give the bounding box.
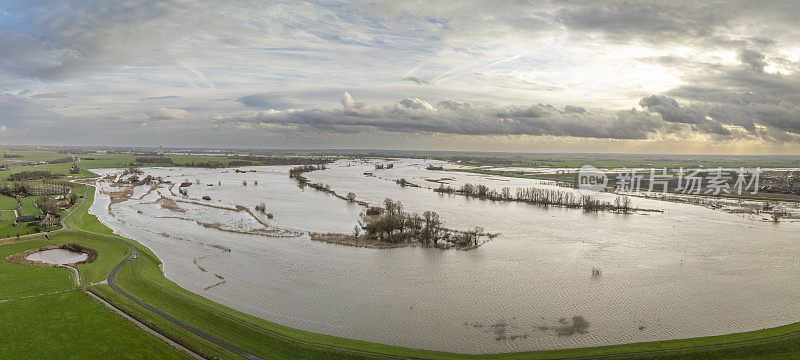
[48,232,132,285]
[18,197,39,216]
[0,195,17,210]
[0,210,13,222]
[0,234,186,359]
[0,289,187,360]
[0,240,73,299]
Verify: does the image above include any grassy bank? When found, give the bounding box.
[0,237,188,359]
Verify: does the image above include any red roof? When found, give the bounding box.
[58,200,70,205]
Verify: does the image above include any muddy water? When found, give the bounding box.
[89,159,800,354]
[26,249,87,265]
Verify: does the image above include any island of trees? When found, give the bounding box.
[353,198,495,249]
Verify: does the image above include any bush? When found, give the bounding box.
[366,207,383,216]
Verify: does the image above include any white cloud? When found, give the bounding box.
[146,108,191,122]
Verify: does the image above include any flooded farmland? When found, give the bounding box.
[89,159,800,354]
[26,249,88,265]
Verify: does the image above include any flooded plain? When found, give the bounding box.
[26,249,88,265]
[89,159,800,353]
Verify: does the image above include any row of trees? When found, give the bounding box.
[395,178,420,188]
[231,155,333,166]
[435,182,633,213]
[49,156,74,164]
[136,157,173,164]
[125,174,161,185]
[0,183,31,197]
[289,164,327,181]
[8,171,59,181]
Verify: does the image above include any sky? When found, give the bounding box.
[2,1,800,154]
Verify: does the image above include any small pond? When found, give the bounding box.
[26,249,88,265]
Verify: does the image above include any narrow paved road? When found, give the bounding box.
[78,229,262,360]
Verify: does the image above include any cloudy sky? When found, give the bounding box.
[2,1,800,154]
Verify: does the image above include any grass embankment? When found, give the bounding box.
[65,184,116,237]
[63,184,800,359]
[0,238,188,359]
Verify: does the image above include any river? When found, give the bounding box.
[88,159,800,353]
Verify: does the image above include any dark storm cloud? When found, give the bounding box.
[654,53,800,139]
[556,1,725,43]
[220,93,682,140]
[553,1,800,47]
[638,95,731,135]
[738,49,766,73]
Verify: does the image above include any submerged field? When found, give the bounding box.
[87,159,800,354]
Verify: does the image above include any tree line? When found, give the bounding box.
[8,171,60,181]
[435,182,633,213]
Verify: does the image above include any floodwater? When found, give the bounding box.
[89,159,800,354]
[26,249,88,265]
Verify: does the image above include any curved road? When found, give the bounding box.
[59,182,800,360]
[61,183,263,360]
[80,229,262,360]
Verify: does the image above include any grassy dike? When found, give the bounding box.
[54,182,800,359]
[0,242,187,359]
